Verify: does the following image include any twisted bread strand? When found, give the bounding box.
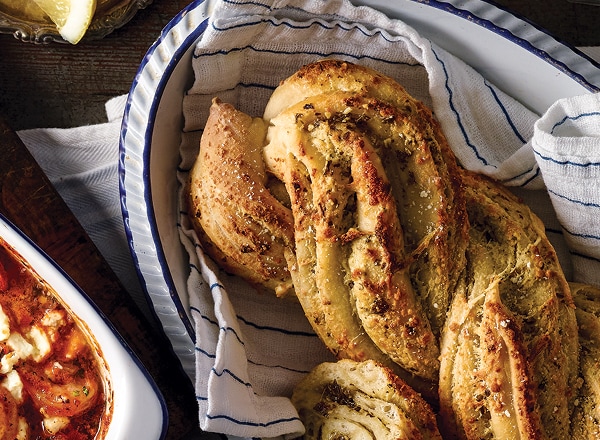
[439,170,578,440]
[266,91,445,381]
[187,99,295,297]
[569,282,600,439]
[265,59,468,336]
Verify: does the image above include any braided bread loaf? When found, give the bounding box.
[438,170,578,440]
[265,59,468,338]
[187,60,593,439]
[264,60,467,384]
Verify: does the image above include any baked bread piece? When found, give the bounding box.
[265,59,468,336]
[264,61,468,384]
[439,170,579,440]
[187,98,295,297]
[569,282,600,439]
[291,359,443,440]
[266,91,437,381]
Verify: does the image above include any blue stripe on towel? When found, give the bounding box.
[206,413,301,428]
[223,0,271,9]
[534,149,600,168]
[211,15,404,43]
[190,304,320,338]
[561,223,600,242]
[189,305,246,346]
[500,166,540,187]
[430,45,492,167]
[191,307,218,326]
[210,282,225,291]
[548,188,600,209]
[236,314,318,337]
[212,367,253,388]
[193,43,423,69]
[483,79,527,144]
[520,168,541,187]
[572,250,600,264]
[546,227,564,236]
[246,358,312,374]
[551,111,600,135]
[196,345,217,359]
[189,262,202,276]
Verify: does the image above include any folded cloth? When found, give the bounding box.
[176,0,600,438]
[531,92,600,286]
[16,96,152,321]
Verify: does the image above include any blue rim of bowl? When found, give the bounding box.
[119,0,600,376]
[0,213,169,439]
[417,0,600,89]
[119,0,210,376]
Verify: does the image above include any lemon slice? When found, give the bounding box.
[32,0,97,44]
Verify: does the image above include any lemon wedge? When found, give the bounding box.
[32,0,97,44]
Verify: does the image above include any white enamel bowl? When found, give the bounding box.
[0,214,167,439]
[119,0,600,379]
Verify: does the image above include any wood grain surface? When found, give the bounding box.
[0,0,599,131]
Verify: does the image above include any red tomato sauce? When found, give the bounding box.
[0,239,111,439]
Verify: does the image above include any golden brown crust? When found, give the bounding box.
[439,170,578,440]
[187,98,295,297]
[265,58,468,338]
[267,91,442,380]
[264,61,468,384]
[291,359,443,440]
[265,59,425,120]
[569,282,600,439]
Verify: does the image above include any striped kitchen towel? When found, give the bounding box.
[175,0,600,438]
[531,92,600,287]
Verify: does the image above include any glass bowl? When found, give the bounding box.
[0,0,151,43]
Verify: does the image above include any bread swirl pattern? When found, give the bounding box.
[264,61,467,383]
[291,359,443,440]
[266,90,447,381]
[439,170,578,440]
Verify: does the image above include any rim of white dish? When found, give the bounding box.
[365,0,600,90]
[118,0,600,380]
[0,213,168,439]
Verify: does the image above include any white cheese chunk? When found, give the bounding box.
[0,351,18,374]
[0,304,10,341]
[27,326,51,361]
[6,333,34,361]
[1,326,50,374]
[2,369,23,402]
[43,416,70,435]
[40,309,65,328]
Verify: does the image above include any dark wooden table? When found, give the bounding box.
[0,1,599,439]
